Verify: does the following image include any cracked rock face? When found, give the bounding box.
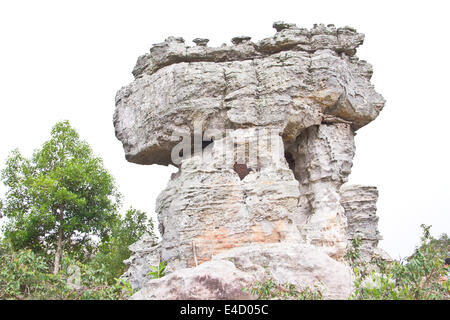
[156,128,303,271]
[288,123,355,259]
[340,185,391,262]
[114,21,388,299]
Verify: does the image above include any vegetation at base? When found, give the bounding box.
[242,272,323,300]
[92,207,154,284]
[243,224,449,301]
[346,224,449,300]
[0,121,448,300]
[0,121,155,300]
[0,241,133,299]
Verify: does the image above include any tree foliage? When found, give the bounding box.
[92,207,154,282]
[0,121,156,299]
[0,121,121,272]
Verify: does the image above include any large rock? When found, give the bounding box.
[131,243,353,300]
[130,260,254,300]
[114,21,388,299]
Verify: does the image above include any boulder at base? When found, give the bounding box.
[130,243,353,300]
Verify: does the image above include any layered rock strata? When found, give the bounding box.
[114,21,388,299]
[130,243,353,300]
[340,184,391,262]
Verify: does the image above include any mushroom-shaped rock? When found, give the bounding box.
[231,36,252,45]
[193,38,209,46]
[114,23,383,166]
[114,22,388,298]
[273,21,297,32]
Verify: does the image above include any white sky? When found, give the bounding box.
[0,0,449,259]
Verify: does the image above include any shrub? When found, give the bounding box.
[243,273,323,300]
[92,208,154,283]
[0,242,66,299]
[0,241,133,300]
[346,225,449,300]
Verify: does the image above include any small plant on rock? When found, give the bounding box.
[148,260,167,279]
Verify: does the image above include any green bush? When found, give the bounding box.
[0,241,133,300]
[0,242,65,299]
[243,273,323,300]
[92,207,154,283]
[346,225,449,300]
[59,256,133,300]
[0,207,149,300]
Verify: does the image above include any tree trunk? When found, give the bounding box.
[53,206,64,275]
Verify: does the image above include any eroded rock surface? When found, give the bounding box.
[130,260,254,300]
[122,233,160,289]
[156,128,302,271]
[340,184,391,262]
[131,243,353,300]
[288,123,355,259]
[114,21,388,299]
[114,22,384,166]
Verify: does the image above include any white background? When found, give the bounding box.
[0,0,449,259]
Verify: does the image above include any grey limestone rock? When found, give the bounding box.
[193,38,209,47]
[130,243,353,300]
[115,23,383,166]
[121,233,160,289]
[340,184,391,262]
[115,21,388,299]
[231,36,252,45]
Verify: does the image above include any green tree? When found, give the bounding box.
[0,121,121,274]
[93,207,154,282]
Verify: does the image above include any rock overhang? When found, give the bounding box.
[113,22,385,166]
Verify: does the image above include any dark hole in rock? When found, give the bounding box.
[285,151,295,172]
[202,140,213,149]
[159,222,165,236]
[233,163,251,180]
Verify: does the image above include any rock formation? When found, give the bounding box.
[130,243,354,300]
[340,185,391,262]
[114,21,388,299]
